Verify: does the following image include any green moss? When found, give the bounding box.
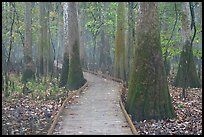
[59,53,69,87]
[125,3,175,121]
[114,2,126,81]
[67,40,86,90]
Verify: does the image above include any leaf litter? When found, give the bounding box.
[2,91,69,135]
[122,83,202,135]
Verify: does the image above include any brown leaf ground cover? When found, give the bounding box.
[2,74,68,135]
[122,76,202,135]
[2,93,65,135]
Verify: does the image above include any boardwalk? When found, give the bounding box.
[52,72,132,135]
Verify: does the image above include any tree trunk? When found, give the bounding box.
[174,2,201,88]
[92,36,97,71]
[66,2,86,90]
[39,3,45,75]
[39,2,52,78]
[5,3,15,97]
[174,41,201,88]
[56,2,62,78]
[114,2,126,81]
[99,30,106,73]
[22,2,34,83]
[126,2,136,83]
[59,3,70,87]
[78,3,87,69]
[163,8,171,76]
[59,52,69,87]
[126,2,175,121]
[99,2,112,74]
[164,51,171,76]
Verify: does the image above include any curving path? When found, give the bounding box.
[52,72,132,135]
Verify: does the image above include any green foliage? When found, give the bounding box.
[160,3,182,60]
[2,2,63,67]
[160,2,202,62]
[5,73,67,100]
[193,48,202,58]
[82,2,117,51]
[84,2,103,36]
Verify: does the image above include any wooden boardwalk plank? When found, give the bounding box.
[52,72,132,135]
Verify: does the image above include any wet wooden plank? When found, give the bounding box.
[52,72,132,135]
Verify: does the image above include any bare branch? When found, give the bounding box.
[189,2,196,48]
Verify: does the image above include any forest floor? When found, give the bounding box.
[2,72,202,135]
[122,76,202,135]
[2,73,69,135]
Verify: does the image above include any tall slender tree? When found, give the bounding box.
[114,2,126,81]
[126,2,136,83]
[22,2,34,83]
[126,2,175,121]
[99,2,112,74]
[78,2,87,69]
[38,2,52,77]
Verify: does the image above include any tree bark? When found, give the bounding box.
[126,2,136,83]
[39,2,52,77]
[66,2,86,90]
[126,2,175,121]
[78,3,87,69]
[4,3,15,97]
[59,3,70,87]
[22,2,34,83]
[114,2,126,81]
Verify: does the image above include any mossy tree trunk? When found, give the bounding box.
[66,2,86,90]
[126,2,175,121]
[59,52,69,87]
[59,3,69,87]
[126,2,136,83]
[22,2,34,83]
[174,2,201,88]
[114,2,126,81]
